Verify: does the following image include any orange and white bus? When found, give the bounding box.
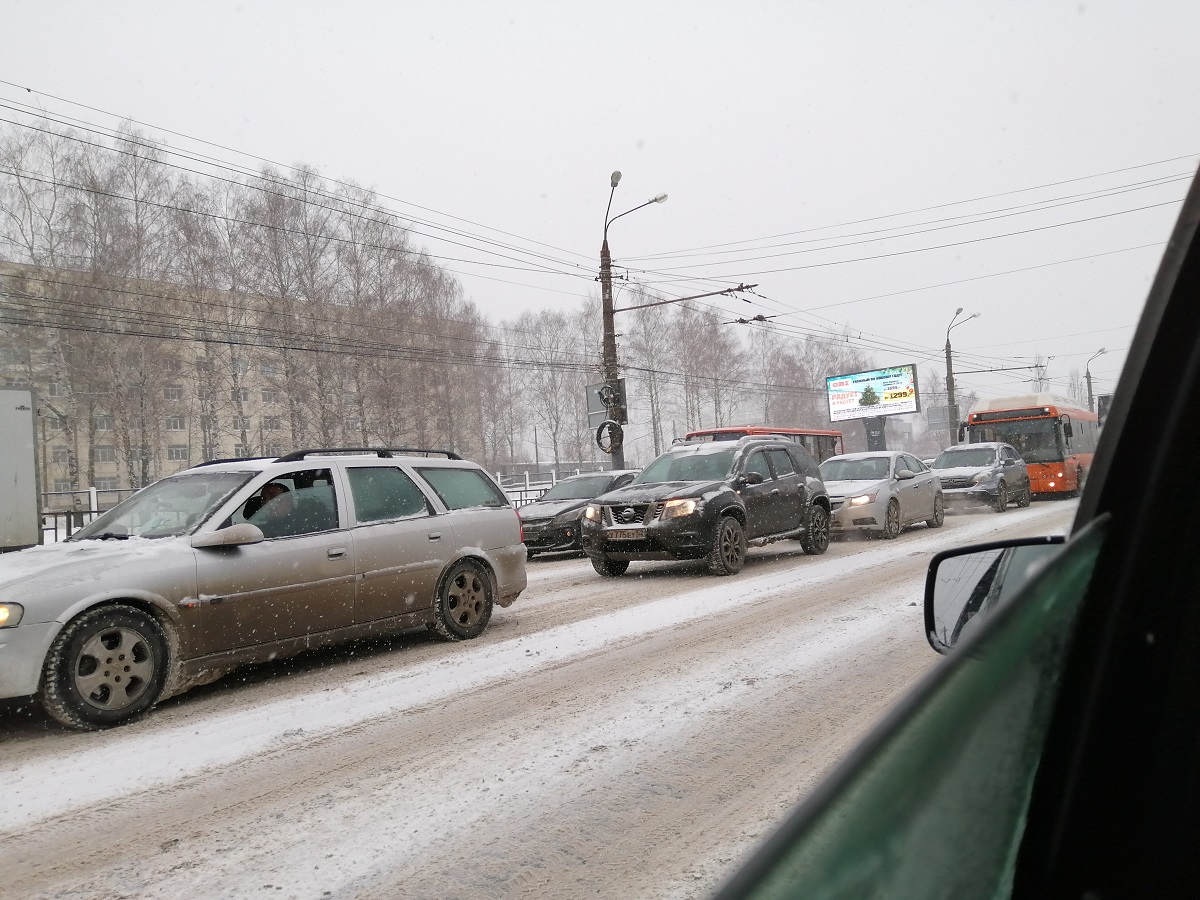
[962,394,1099,496]
[682,426,844,463]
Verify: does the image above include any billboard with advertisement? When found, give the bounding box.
[826,364,921,423]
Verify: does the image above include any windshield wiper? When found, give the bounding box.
[83,531,132,541]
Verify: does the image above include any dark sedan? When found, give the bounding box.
[520,470,638,557]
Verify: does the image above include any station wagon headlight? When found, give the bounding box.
[849,492,877,506]
[661,498,698,519]
[0,603,23,628]
[584,504,601,522]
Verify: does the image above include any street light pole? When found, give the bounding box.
[945,308,980,445]
[1086,348,1107,412]
[599,171,666,469]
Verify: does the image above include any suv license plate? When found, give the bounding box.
[608,527,645,541]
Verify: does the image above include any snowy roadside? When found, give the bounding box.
[2,503,1073,834]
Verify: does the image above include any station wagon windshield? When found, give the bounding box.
[69,471,254,540]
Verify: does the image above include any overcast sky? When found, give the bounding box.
[4,0,1198,403]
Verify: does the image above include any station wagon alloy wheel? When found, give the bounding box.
[40,604,169,730]
[432,561,494,641]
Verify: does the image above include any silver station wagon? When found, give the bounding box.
[0,448,527,730]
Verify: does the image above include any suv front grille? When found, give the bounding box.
[604,504,653,526]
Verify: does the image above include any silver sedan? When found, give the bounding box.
[820,451,944,538]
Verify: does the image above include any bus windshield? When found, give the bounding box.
[968,419,1062,463]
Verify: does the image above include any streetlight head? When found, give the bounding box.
[610,171,622,188]
[955,307,963,316]
[1098,347,1107,355]
[969,312,981,320]
[653,193,668,204]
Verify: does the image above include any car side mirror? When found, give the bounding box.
[1003,458,1015,467]
[896,469,916,480]
[924,536,1066,654]
[741,471,766,486]
[191,523,266,549]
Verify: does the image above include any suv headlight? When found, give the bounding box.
[0,603,24,628]
[552,509,582,526]
[584,504,601,522]
[849,492,877,506]
[661,498,698,519]
[972,471,994,484]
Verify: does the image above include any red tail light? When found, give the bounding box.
[515,508,524,543]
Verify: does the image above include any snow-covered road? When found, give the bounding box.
[2,502,1076,899]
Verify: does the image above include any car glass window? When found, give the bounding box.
[348,466,428,523]
[538,474,615,501]
[241,468,339,538]
[905,455,926,473]
[634,448,735,483]
[933,447,997,468]
[68,470,253,540]
[744,451,773,480]
[894,457,910,475]
[613,473,636,489]
[768,448,795,477]
[733,520,1106,897]
[819,457,890,481]
[415,466,509,509]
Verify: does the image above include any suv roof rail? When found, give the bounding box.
[274,447,463,463]
[188,456,275,468]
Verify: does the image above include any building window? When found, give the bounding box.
[94,476,120,491]
[52,446,70,464]
[196,358,213,373]
[232,358,249,375]
[263,416,281,431]
[53,478,73,492]
[345,418,362,432]
[260,362,278,377]
[233,443,253,458]
[264,441,284,457]
[202,444,219,461]
[261,389,279,404]
[200,416,217,432]
[164,357,182,373]
[47,380,62,397]
[44,414,64,430]
[94,415,113,432]
[94,445,117,463]
[164,384,184,401]
[166,415,186,431]
[232,416,251,431]
[168,445,189,461]
[231,388,249,403]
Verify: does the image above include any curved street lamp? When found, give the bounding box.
[599,171,666,467]
[1086,348,1107,412]
[945,308,980,444]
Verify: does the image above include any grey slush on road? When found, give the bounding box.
[0,449,526,730]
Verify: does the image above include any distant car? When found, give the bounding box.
[820,451,944,538]
[520,470,638,557]
[581,437,831,577]
[929,441,1032,512]
[0,448,526,730]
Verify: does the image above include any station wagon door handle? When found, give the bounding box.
[327,547,348,559]
[428,531,443,541]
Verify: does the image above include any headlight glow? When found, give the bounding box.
[972,472,991,484]
[0,603,23,628]
[849,492,877,506]
[584,505,601,522]
[661,498,699,519]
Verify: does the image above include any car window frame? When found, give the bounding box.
[343,462,433,526]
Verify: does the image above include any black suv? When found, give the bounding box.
[580,437,831,577]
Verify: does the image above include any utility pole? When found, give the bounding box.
[1086,348,1107,412]
[945,308,980,445]
[598,171,666,469]
[599,231,624,468]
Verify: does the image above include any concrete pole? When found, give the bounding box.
[600,237,626,468]
[945,337,959,445]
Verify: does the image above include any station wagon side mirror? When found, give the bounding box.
[741,471,766,486]
[191,522,266,549]
[924,536,1066,654]
[896,469,916,480]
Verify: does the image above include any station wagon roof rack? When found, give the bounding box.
[274,447,463,462]
[188,456,276,468]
